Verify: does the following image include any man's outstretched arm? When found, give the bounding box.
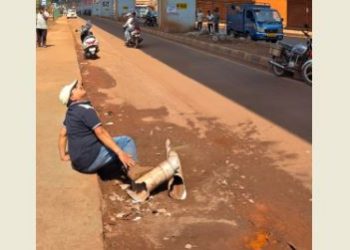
[58,126,70,161]
[94,125,136,169]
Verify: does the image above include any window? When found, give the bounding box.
[254,9,281,22]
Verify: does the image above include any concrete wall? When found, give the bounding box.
[80,0,135,19]
[116,0,136,19]
[158,0,196,33]
[92,0,102,16]
[99,0,115,17]
[78,0,93,13]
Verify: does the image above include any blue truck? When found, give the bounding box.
[226,3,284,42]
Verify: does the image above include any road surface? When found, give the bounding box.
[68,16,311,250]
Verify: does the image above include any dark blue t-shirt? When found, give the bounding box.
[63,101,102,171]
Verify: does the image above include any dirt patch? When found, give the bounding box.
[69,22,311,250]
[185,33,271,57]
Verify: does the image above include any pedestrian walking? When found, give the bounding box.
[58,80,137,174]
[196,9,204,31]
[36,6,49,47]
[206,10,214,34]
[213,8,220,33]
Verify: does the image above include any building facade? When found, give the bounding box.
[196,0,312,29]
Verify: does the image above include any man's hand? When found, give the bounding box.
[61,153,71,161]
[117,150,136,170]
[58,126,70,162]
[94,126,136,169]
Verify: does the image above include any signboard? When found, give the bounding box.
[176,3,187,10]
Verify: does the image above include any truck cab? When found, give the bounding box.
[226,3,283,42]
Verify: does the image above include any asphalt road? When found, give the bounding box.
[81,16,311,143]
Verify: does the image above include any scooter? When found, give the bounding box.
[268,25,312,85]
[124,27,143,48]
[76,22,99,59]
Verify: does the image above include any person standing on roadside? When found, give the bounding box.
[206,10,214,34]
[213,7,220,33]
[36,6,50,48]
[196,9,204,31]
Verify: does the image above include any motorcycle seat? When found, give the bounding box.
[83,35,96,42]
[131,30,140,35]
[278,42,293,50]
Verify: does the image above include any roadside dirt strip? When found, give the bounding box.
[68,17,311,250]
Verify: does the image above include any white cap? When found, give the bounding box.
[58,80,78,106]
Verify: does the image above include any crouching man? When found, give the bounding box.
[58,80,136,174]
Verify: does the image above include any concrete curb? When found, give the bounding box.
[97,16,270,70]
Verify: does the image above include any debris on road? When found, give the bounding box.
[185,243,193,249]
[248,199,255,204]
[104,111,113,116]
[132,216,142,221]
[116,212,127,218]
[126,139,187,202]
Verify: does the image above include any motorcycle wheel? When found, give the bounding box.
[135,38,139,48]
[302,62,312,86]
[271,56,287,76]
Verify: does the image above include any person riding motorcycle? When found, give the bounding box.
[123,12,139,44]
[80,20,93,42]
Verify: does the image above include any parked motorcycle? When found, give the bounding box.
[144,15,157,27]
[268,26,312,85]
[124,27,143,48]
[76,22,99,59]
